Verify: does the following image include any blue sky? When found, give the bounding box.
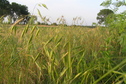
[8,0,123,25]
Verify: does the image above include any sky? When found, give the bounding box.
[7,0,124,25]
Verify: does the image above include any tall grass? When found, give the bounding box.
[0,23,126,84]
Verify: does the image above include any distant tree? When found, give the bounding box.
[0,0,29,24]
[0,0,10,17]
[19,5,29,24]
[51,23,57,26]
[97,9,114,26]
[0,0,11,23]
[20,5,29,15]
[10,2,20,23]
[10,2,29,23]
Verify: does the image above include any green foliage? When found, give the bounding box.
[51,23,58,26]
[10,2,29,23]
[0,0,29,24]
[1,1,126,84]
[92,22,98,26]
[101,0,126,12]
[0,0,10,17]
[97,9,114,26]
[101,0,126,56]
[97,1,126,83]
[105,12,126,56]
[100,0,112,8]
[1,23,126,83]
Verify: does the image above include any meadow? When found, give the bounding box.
[0,23,126,84]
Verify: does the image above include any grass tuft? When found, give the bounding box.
[0,24,126,84]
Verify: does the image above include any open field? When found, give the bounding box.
[0,24,126,84]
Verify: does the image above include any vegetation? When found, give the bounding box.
[0,0,10,17]
[0,0,126,84]
[0,0,29,24]
[0,20,126,84]
[10,2,29,24]
[97,9,114,26]
[100,0,126,10]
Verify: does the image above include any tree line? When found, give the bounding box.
[0,0,37,24]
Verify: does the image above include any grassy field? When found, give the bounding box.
[0,24,126,84]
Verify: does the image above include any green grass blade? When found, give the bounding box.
[93,58,126,84]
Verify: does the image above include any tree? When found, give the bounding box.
[100,0,126,27]
[97,9,114,26]
[20,5,29,16]
[0,0,10,17]
[10,2,29,23]
[0,0,29,24]
[18,5,29,24]
[101,0,126,12]
[0,0,11,23]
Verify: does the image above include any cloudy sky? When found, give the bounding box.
[8,0,125,25]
